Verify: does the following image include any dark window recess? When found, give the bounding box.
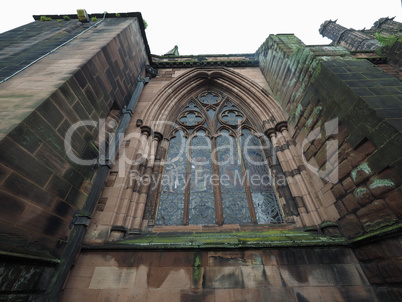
[155,91,284,226]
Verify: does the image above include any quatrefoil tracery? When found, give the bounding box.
[178,110,204,127]
[199,92,221,106]
[219,109,245,127]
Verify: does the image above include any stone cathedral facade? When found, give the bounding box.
[0,12,401,301]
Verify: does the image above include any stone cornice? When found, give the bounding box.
[152,59,259,68]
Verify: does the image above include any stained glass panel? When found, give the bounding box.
[207,108,216,119]
[217,130,250,224]
[179,111,203,127]
[188,192,215,225]
[184,102,200,111]
[240,129,284,224]
[221,110,244,126]
[157,194,184,226]
[200,93,219,105]
[223,101,233,109]
[252,192,284,224]
[157,131,187,225]
[189,131,215,225]
[156,93,285,226]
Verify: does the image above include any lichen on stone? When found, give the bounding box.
[305,117,314,128]
[313,106,323,116]
[351,162,372,183]
[369,178,395,189]
[354,187,369,197]
[193,254,202,283]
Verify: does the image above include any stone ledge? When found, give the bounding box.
[81,223,402,251]
[83,229,347,250]
[152,60,260,69]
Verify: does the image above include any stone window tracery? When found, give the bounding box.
[155,91,284,226]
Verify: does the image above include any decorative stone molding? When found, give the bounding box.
[141,67,288,137]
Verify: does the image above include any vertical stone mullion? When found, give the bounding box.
[239,134,258,224]
[211,136,224,225]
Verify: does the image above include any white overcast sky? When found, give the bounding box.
[0,1,401,55]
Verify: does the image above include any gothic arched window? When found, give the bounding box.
[156,91,284,226]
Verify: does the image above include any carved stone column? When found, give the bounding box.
[128,131,163,234]
[144,138,169,226]
[121,126,153,232]
[109,126,152,240]
[266,122,323,227]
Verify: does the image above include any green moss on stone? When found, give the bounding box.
[305,117,314,128]
[375,33,402,48]
[289,103,303,125]
[115,229,345,249]
[349,222,402,244]
[310,63,322,84]
[193,254,202,283]
[295,103,303,118]
[40,16,52,22]
[313,106,322,116]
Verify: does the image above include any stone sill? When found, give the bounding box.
[82,223,402,251]
[84,229,346,250]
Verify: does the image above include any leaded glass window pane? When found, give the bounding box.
[179,111,203,127]
[217,130,250,224]
[207,108,216,119]
[184,102,200,111]
[221,110,244,126]
[200,93,219,104]
[241,129,284,223]
[157,131,187,225]
[180,112,202,126]
[252,192,284,224]
[189,131,215,225]
[156,92,285,226]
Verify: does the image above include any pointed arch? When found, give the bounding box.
[146,80,287,226]
[142,67,287,136]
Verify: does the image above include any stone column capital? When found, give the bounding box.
[140,125,152,136]
[264,128,276,138]
[153,131,163,142]
[275,121,288,132]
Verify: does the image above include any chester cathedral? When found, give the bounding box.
[0,11,401,301]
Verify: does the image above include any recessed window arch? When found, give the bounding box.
[156,90,284,226]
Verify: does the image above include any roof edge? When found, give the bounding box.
[32,12,152,64]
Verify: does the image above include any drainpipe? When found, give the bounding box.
[42,74,149,302]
